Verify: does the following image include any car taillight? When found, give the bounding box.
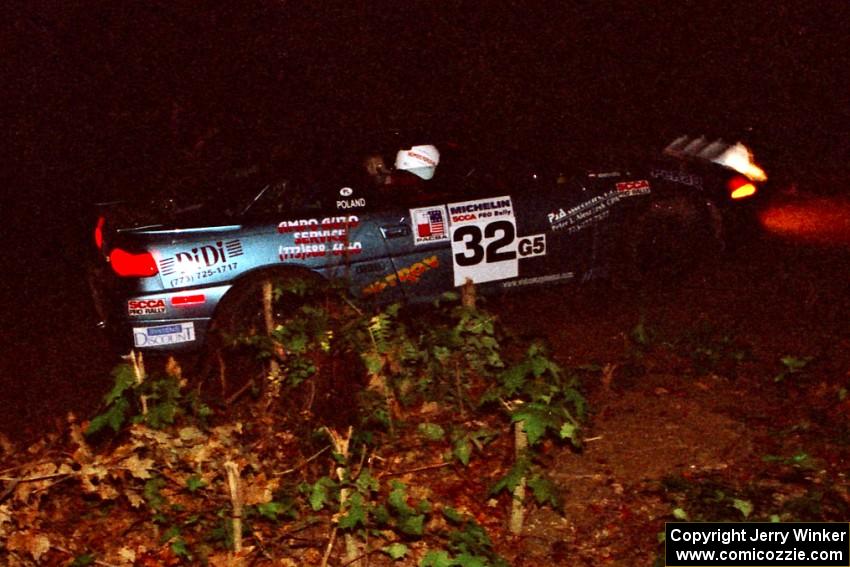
[728,176,757,200]
[109,248,159,277]
[94,216,105,250]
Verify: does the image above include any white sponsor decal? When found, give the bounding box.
[159,240,243,288]
[337,197,366,209]
[339,186,353,197]
[278,242,362,260]
[502,271,574,288]
[449,196,515,286]
[277,216,359,233]
[447,196,546,287]
[133,322,195,347]
[410,205,449,245]
[517,234,546,258]
[651,168,703,188]
[277,216,362,261]
[128,298,166,316]
[548,191,620,234]
[160,240,243,277]
[546,181,651,235]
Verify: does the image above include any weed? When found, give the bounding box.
[67,285,588,563]
[661,469,850,526]
[86,354,210,436]
[677,320,751,377]
[774,355,815,382]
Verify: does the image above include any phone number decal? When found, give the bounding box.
[168,262,238,287]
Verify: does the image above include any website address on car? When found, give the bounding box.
[501,272,574,288]
[674,548,845,563]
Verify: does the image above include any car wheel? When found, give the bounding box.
[200,271,365,426]
[618,195,723,287]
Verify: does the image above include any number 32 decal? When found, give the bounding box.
[453,220,516,267]
[450,220,545,286]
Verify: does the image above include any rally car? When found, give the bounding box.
[88,138,766,353]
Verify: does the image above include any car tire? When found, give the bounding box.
[199,270,365,426]
[616,195,724,288]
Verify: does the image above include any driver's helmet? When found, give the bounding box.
[394,144,440,180]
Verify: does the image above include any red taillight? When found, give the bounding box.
[94,216,105,250]
[171,294,206,307]
[109,248,159,277]
[728,176,757,200]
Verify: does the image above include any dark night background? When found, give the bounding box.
[1,1,848,433]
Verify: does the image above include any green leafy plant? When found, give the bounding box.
[481,342,585,532]
[774,355,815,382]
[421,507,510,567]
[86,354,210,436]
[84,285,588,563]
[677,320,751,377]
[420,292,506,414]
[485,342,585,447]
[762,452,810,465]
[449,427,497,466]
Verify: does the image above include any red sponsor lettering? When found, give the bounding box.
[616,180,650,192]
[128,299,166,310]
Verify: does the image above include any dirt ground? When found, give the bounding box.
[2,195,850,565]
[490,230,850,565]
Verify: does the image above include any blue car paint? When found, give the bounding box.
[93,171,658,353]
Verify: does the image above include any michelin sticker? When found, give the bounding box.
[410,205,449,245]
[447,196,546,286]
[133,322,195,347]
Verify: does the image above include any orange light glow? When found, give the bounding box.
[759,197,850,245]
[730,183,756,200]
[728,176,757,200]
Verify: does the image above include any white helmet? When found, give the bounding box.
[394,144,440,180]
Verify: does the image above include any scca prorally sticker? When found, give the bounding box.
[410,205,449,245]
[128,298,166,316]
[615,179,651,196]
[447,196,546,287]
[133,322,195,348]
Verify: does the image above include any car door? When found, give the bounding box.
[361,201,455,301]
[353,172,604,300]
[521,176,605,284]
[369,181,556,299]
[265,182,408,303]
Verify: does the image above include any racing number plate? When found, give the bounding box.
[447,196,545,286]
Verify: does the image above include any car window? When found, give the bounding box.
[239,178,326,219]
